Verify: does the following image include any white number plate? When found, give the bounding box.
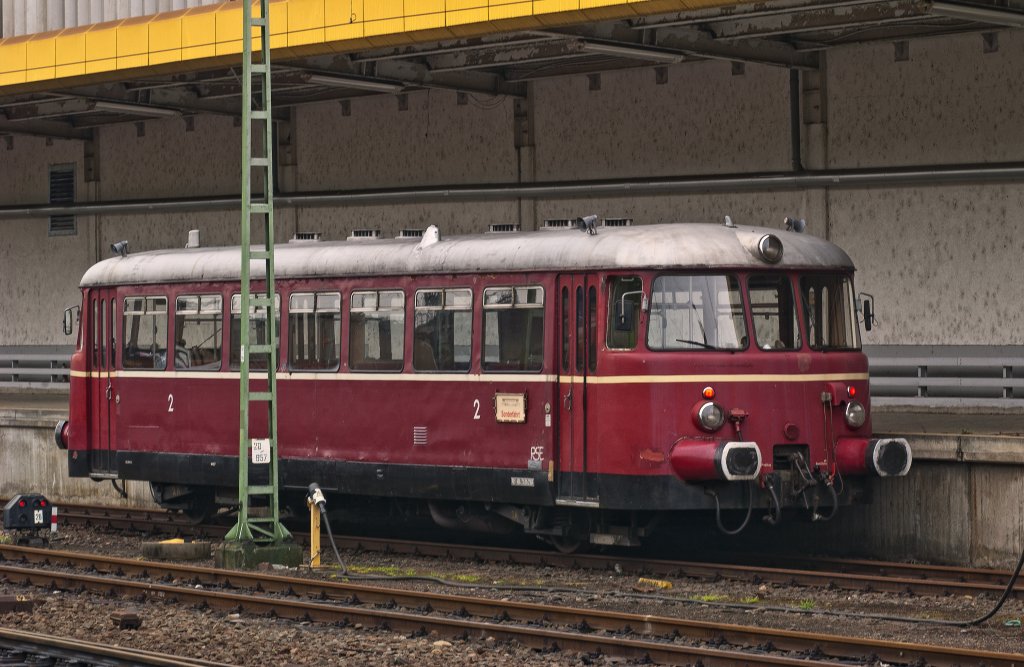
[251,439,271,464]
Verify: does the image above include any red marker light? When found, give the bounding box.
[39,500,47,507]
[702,386,715,400]
[848,386,857,398]
[18,500,25,508]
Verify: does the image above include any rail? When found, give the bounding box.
[0,345,1020,409]
[0,345,72,390]
[866,345,1024,409]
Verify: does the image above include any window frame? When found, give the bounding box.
[229,292,281,370]
[121,295,169,371]
[645,273,748,352]
[413,287,473,373]
[173,293,224,371]
[481,285,545,373]
[287,291,342,372]
[349,289,406,372]
[747,273,802,352]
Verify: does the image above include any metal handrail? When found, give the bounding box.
[866,345,1024,408]
[0,346,73,390]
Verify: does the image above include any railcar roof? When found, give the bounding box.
[80,223,854,288]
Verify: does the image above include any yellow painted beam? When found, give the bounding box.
[0,0,747,94]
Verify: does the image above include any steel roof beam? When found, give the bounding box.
[630,0,900,29]
[424,39,592,72]
[0,118,92,140]
[535,26,818,69]
[707,0,936,39]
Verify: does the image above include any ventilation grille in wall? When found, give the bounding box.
[487,223,521,233]
[397,228,424,238]
[348,229,382,241]
[48,165,75,237]
[541,219,573,229]
[290,232,322,242]
[602,218,633,227]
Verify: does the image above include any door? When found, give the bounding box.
[89,289,116,475]
[556,274,599,506]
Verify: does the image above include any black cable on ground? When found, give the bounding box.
[317,505,1024,627]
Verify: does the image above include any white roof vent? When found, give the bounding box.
[185,229,201,248]
[347,229,382,241]
[290,231,322,242]
[487,223,520,234]
[397,228,424,239]
[602,218,633,227]
[541,219,573,230]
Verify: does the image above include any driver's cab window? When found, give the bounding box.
[607,276,642,350]
[748,274,800,351]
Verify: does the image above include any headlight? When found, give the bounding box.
[697,401,725,432]
[757,234,783,264]
[845,400,866,429]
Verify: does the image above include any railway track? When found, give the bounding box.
[0,626,229,666]
[1,543,1022,667]
[55,503,1024,601]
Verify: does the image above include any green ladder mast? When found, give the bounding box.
[221,0,296,565]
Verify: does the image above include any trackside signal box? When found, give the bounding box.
[3,494,51,530]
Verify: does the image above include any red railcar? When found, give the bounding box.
[56,221,910,549]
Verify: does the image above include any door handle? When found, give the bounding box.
[563,391,572,411]
[105,382,112,400]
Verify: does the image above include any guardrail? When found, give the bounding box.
[866,345,1024,409]
[0,346,73,390]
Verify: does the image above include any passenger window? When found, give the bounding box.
[350,290,404,371]
[122,296,168,370]
[288,292,341,371]
[607,276,643,350]
[230,293,280,370]
[748,274,800,351]
[647,275,746,351]
[482,286,544,372]
[414,288,472,372]
[174,295,223,370]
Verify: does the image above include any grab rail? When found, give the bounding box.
[0,346,73,390]
[866,345,1024,409]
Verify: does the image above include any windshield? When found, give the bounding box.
[800,274,861,350]
[748,274,801,351]
[647,275,746,351]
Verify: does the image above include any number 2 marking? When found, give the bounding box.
[168,394,174,413]
[472,399,481,420]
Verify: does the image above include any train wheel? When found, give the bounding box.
[545,535,588,554]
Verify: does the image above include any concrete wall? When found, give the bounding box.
[1,31,1022,348]
[0,420,151,506]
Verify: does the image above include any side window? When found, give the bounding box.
[607,276,643,350]
[748,274,800,351]
[230,293,280,370]
[122,296,167,370]
[175,295,223,370]
[482,286,544,372]
[414,288,472,372]
[288,292,341,371]
[350,290,404,371]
